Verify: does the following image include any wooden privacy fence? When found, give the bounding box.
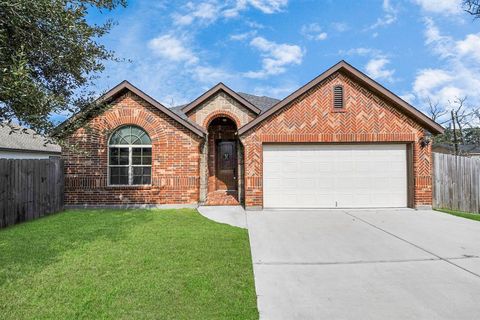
[0,158,64,228]
[433,152,480,213]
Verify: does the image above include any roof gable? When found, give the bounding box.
[181,83,261,115]
[56,81,206,137]
[238,60,444,135]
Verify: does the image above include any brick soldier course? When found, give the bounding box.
[59,61,443,209]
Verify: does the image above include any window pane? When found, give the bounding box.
[130,127,144,144]
[142,156,151,165]
[118,175,129,185]
[109,148,119,165]
[132,147,142,165]
[120,148,129,156]
[142,148,152,165]
[110,133,121,144]
[133,176,142,185]
[110,127,127,144]
[119,148,129,165]
[110,167,129,185]
[110,125,151,146]
[119,167,129,176]
[110,167,119,176]
[132,147,142,156]
[141,134,151,144]
[132,166,151,185]
[142,176,151,184]
[110,176,119,185]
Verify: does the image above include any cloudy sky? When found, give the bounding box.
[84,0,480,115]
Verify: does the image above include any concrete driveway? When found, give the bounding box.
[247,208,480,320]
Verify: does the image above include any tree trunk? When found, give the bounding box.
[452,110,459,155]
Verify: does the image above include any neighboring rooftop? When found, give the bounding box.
[0,124,61,154]
[432,143,480,156]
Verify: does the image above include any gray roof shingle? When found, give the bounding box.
[169,92,280,119]
[0,124,61,153]
[237,92,279,112]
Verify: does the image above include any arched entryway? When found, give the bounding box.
[205,116,240,205]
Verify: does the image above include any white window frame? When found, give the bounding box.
[108,146,152,187]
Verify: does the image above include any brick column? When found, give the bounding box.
[199,139,208,203]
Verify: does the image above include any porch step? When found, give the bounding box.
[205,190,240,206]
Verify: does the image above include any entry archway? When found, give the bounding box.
[205,116,240,205]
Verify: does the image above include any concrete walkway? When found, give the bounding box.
[247,208,480,320]
[197,205,247,229]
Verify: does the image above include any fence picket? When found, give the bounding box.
[433,152,480,213]
[0,158,64,228]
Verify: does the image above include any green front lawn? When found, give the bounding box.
[435,208,480,222]
[0,209,258,319]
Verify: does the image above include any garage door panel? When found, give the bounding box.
[302,178,316,189]
[263,144,407,208]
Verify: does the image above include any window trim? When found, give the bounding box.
[333,85,345,110]
[108,144,152,186]
[107,125,152,187]
[107,144,153,187]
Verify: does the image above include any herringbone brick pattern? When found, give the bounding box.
[62,70,434,209]
[241,72,432,208]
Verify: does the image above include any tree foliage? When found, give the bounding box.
[426,97,480,154]
[0,0,126,133]
[464,0,480,17]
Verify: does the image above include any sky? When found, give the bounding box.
[82,0,480,119]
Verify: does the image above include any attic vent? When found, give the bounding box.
[333,86,344,109]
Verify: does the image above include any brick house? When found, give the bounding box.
[59,61,443,209]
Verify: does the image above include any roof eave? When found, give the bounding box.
[181,83,261,115]
[338,63,444,134]
[0,147,61,154]
[238,60,444,136]
[55,81,206,138]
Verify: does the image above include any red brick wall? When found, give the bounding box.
[240,72,433,208]
[62,91,202,205]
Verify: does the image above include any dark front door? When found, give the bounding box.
[216,141,237,191]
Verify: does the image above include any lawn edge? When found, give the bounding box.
[434,208,480,222]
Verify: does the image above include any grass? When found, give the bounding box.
[435,208,480,222]
[0,209,258,320]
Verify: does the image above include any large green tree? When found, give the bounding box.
[0,0,126,133]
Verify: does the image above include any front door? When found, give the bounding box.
[216,141,237,191]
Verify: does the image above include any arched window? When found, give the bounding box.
[108,125,152,185]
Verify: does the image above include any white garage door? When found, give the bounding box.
[263,144,407,208]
